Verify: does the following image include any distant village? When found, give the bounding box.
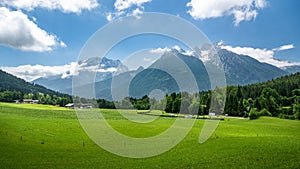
[15,99,39,104]
[14,99,93,109]
[64,103,93,109]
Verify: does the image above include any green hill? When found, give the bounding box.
[0,69,72,105]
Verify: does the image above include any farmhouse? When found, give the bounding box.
[21,99,39,104]
[80,104,93,109]
[65,103,75,108]
[64,103,93,109]
[209,112,216,116]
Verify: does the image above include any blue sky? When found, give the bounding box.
[0,0,299,81]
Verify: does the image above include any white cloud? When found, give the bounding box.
[217,40,225,46]
[60,41,67,48]
[149,47,171,54]
[182,50,194,56]
[114,0,151,11]
[98,67,117,73]
[232,8,258,26]
[1,64,74,81]
[273,44,295,51]
[172,45,181,51]
[0,0,98,14]
[1,61,119,81]
[149,46,195,56]
[123,46,194,70]
[131,8,143,19]
[149,46,182,54]
[186,0,267,26]
[219,43,300,68]
[106,10,125,22]
[199,50,210,62]
[106,13,113,22]
[107,0,151,21]
[0,7,65,52]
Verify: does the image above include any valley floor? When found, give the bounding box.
[0,103,299,169]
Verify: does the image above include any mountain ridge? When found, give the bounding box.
[33,57,129,92]
[33,47,297,99]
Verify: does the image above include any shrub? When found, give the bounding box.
[289,115,296,120]
[293,104,300,113]
[188,102,199,115]
[249,108,259,120]
[294,112,300,120]
[259,108,272,117]
[279,113,296,120]
[279,107,293,115]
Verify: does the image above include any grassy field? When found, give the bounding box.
[0,102,299,168]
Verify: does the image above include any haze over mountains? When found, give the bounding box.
[29,44,298,100]
[33,57,128,92]
[281,65,300,74]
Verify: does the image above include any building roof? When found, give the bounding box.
[65,103,74,107]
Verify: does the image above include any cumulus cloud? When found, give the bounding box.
[114,0,151,11]
[0,0,98,14]
[1,64,74,81]
[273,44,295,51]
[219,43,299,67]
[149,45,194,55]
[0,0,98,51]
[182,50,195,56]
[107,0,151,21]
[172,45,181,51]
[149,47,171,54]
[106,13,113,22]
[186,0,267,26]
[131,8,143,19]
[1,61,119,81]
[0,7,66,52]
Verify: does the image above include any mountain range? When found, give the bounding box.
[31,46,298,100]
[281,65,300,74]
[197,45,288,85]
[34,57,128,92]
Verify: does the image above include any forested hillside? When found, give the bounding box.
[0,69,72,106]
[102,73,300,120]
[224,72,300,119]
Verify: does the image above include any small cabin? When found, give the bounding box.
[209,112,216,116]
[80,104,93,109]
[65,103,75,109]
[65,103,93,109]
[22,99,39,104]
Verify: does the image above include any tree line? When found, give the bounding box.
[97,73,300,120]
[0,90,72,106]
[1,68,299,120]
[224,72,300,120]
[0,69,73,106]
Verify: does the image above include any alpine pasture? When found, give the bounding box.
[0,103,299,168]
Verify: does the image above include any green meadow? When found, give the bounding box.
[0,102,299,168]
